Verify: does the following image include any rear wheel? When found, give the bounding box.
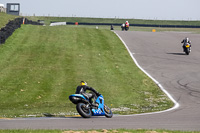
[76,103,91,118]
[104,104,113,118]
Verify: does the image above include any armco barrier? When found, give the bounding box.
[66,22,200,28]
[66,22,121,26]
[0,18,43,44]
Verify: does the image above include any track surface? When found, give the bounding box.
[1,31,200,131]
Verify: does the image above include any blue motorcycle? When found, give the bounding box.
[69,93,113,118]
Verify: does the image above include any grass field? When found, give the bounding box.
[0,24,174,117]
[0,12,18,28]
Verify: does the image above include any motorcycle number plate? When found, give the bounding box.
[186,45,190,48]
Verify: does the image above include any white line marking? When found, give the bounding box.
[113,31,179,116]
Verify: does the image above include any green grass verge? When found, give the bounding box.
[60,25,200,34]
[0,12,19,28]
[0,129,199,133]
[0,25,173,117]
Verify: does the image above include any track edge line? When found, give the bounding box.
[113,31,180,117]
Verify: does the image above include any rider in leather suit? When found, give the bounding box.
[181,37,191,51]
[75,81,100,106]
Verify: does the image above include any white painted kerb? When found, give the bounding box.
[113,31,179,116]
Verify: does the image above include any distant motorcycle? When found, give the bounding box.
[121,23,125,31]
[69,93,113,118]
[125,24,129,31]
[183,42,191,55]
[121,26,125,31]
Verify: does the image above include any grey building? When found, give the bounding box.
[6,3,20,16]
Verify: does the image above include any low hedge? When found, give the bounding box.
[0,18,43,44]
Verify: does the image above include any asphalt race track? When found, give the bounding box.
[1,31,200,131]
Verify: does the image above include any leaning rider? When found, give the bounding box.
[75,81,101,106]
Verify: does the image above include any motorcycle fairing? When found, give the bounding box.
[69,94,88,104]
[69,94,87,99]
[92,95,105,116]
[186,45,190,48]
[184,43,190,47]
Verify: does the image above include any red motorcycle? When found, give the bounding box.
[125,23,129,31]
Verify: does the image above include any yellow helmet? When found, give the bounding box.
[80,81,87,86]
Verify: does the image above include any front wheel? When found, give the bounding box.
[76,103,91,118]
[104,104,113,118]
[185,48,190,55]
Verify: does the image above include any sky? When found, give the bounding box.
[1,0,200,20]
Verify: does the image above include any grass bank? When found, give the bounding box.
[0,12,18,28]
[0,25,173,117]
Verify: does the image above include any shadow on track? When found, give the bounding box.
[167,53,186,55]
